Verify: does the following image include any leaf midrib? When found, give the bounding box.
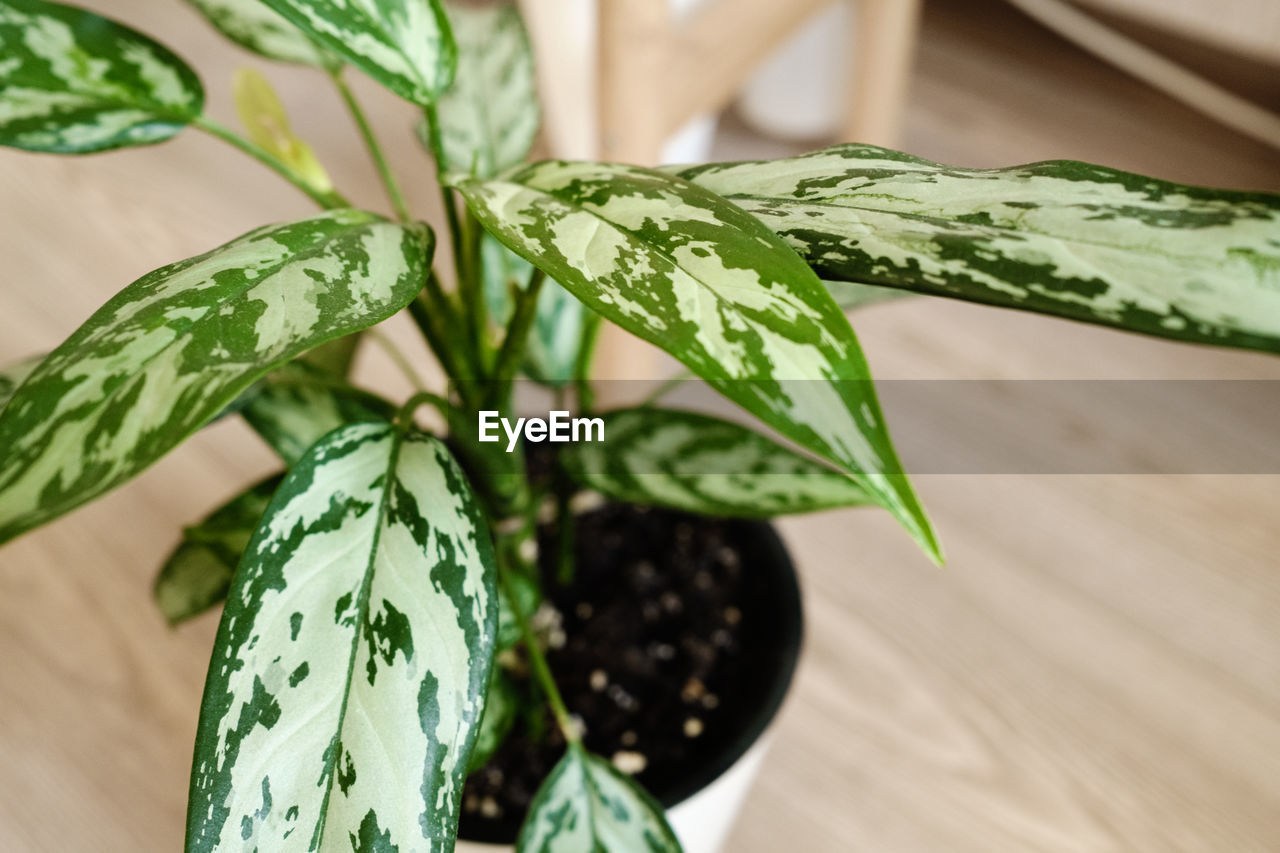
[310,424,404,850]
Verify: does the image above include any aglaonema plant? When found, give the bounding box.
[0,1,1277,851]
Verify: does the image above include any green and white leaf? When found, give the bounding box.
[153,474,282,626]
[826,280,910,312]
[185,0,338,67]
[562,407,875,518]
[482,234,587,386]
[517,743,683,853]
[241,368,396,465]
[0,210,433,544]
[433,0,537,177]
[299,334,362,379]
[187,422,497,852]
[455,161,939,561]
[676,144,1280,354]
[262,0,456,106]
[0,0,204,153]
[0,353,42,414]
[494,566,539,652]
[469,666,519,772]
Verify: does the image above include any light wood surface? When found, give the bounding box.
[1073,0,1280,64]
[0,1,1277,851]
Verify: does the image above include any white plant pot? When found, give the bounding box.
[454,519,802,853]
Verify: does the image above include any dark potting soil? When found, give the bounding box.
[458,503,785,844]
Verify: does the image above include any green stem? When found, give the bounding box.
[639,368,694,407]
[490,268,547,404]
[424,270,487,382]
[366,327,429,392]
[553,477,576,587]
[395,390,452,430]
[409,292,465,382]
[420,103,490,370]
[574,314,602,415]
[329,69,412,222]
[193,115,350,210]
[459,210,490,368]
[499,565,578,742]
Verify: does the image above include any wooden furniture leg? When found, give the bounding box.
[843,0,923,146]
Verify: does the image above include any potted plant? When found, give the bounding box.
[0,1,1276,852]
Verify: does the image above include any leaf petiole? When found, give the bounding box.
[499,564,579,743]
[192,115,351,210]
[328,68,413,222]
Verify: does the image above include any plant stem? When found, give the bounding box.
[366,327,429,392]
[553,477,576,587]
[640,368,694,407]
[409,293,465,383]
[458,209,490,368]
[419,104,491,371]
[499,566,578,742]
[329,69,413,222]
[424,270,487,382]
[574,314,602,415]
[490,268,547,404]
[193,115,351,210]
[395,390,452,430]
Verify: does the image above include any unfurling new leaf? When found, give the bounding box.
[187,423,497,852]
[0,210,433,544]
[0,0,203,153]
[232,68,333,194]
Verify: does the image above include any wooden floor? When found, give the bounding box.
[0,1,1277,851]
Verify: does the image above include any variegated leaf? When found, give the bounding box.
[299,334,362,379]
[153,474,282,625]
[0,0,203,153]
[187,422,497,853]
[676,144,1280,354]
[481,234,587,386]
[262,0,456,106]
[469,666,519,772]
[455,161,939,561]
[434,0,537,177]
[517,743,682,853]
[0,353,42,414]
[241,367,396,465]
[827,280,910,312]
[233,67,333,194]
[561,407,875,517]
[494,565,538,652]
[0,210,433,544]
[185,0,338,68]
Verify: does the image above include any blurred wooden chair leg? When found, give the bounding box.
[518,0,600,160]
[843,0,923,146]
[593,0,671,396]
